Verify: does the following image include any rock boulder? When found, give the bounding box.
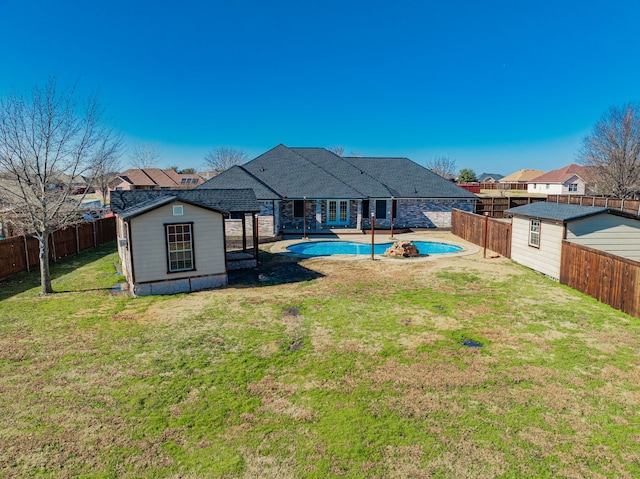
[385,241,421,257]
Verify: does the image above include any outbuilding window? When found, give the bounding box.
[166,223,195,272]
[529,219,540,248]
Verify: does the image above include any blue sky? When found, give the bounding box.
[1,0,639,174]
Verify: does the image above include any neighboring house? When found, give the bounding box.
[110,188,260,297]
[477,173,504,183]
[197,144,477,236]
[527,164,592,195]
[53,174,92,194]
[505,202,640,280]
[499,169,546,184]
[104,168,204,205]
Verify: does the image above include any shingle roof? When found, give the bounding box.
[477,173,504,182]
[118,169,157,186]
[197,165,281,200]
[528,164,591,184]
[116,195,178,220]
[110,188,260,219]
[343,156,476,198]
[505,202,609,222]
[499,169,546,182]
[243,145,364,198]
[114,168,203,188]
[198,144,477,200]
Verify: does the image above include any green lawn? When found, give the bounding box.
[1,242,639,478]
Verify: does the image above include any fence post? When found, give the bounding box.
[76,225,80,254]
[483,212,489,258]
[93,220,97,247]
[24,235,30,273]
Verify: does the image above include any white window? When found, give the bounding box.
[529,219,540,248]
[568,183,578,192]
[173,205,184,216]
[166,223,194,272]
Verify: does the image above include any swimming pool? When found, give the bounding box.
[286,240,462,257]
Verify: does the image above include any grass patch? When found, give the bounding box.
[1,242,639,477]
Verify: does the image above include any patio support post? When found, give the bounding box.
[242,214,247,252]
[303,196,307,239]
[389,197,395,240]
[371,213,375,260]
[253,213,259,260]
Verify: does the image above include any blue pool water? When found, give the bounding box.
[286,240,462,256]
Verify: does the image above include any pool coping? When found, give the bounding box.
[267,232,479,261]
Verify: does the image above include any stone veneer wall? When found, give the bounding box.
[224,217,254,236]
[362,199,475,229]
[255,201,276,237]
[280,200,319,231]
[280,200,362,230]
[263,198,475,233]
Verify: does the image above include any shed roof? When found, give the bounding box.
[505,202,610,222]
[110,188,260,220]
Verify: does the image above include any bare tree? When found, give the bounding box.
[578,103,640,198]
[0,79,122,294]
[203,146,248,173]
[90,145,122,206]
[129,143,160,168]
[426,156,457,179]
[327,145,345,156]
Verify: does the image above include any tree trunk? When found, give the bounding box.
[39,232,53,295]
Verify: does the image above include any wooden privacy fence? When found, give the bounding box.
[548,195,640,217]
[478,182,528,190]
[0,217,116,282]
[474,196,547,218]
[451,208,512,258]
[560,241,640,318]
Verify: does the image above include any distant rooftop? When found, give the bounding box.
[499,169,545,183]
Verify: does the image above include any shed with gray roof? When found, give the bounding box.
[504,202,640,279]
[110,188,260,296]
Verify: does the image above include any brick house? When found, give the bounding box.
[198,144,477,236]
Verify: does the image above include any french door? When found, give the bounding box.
[327,200,348,224]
